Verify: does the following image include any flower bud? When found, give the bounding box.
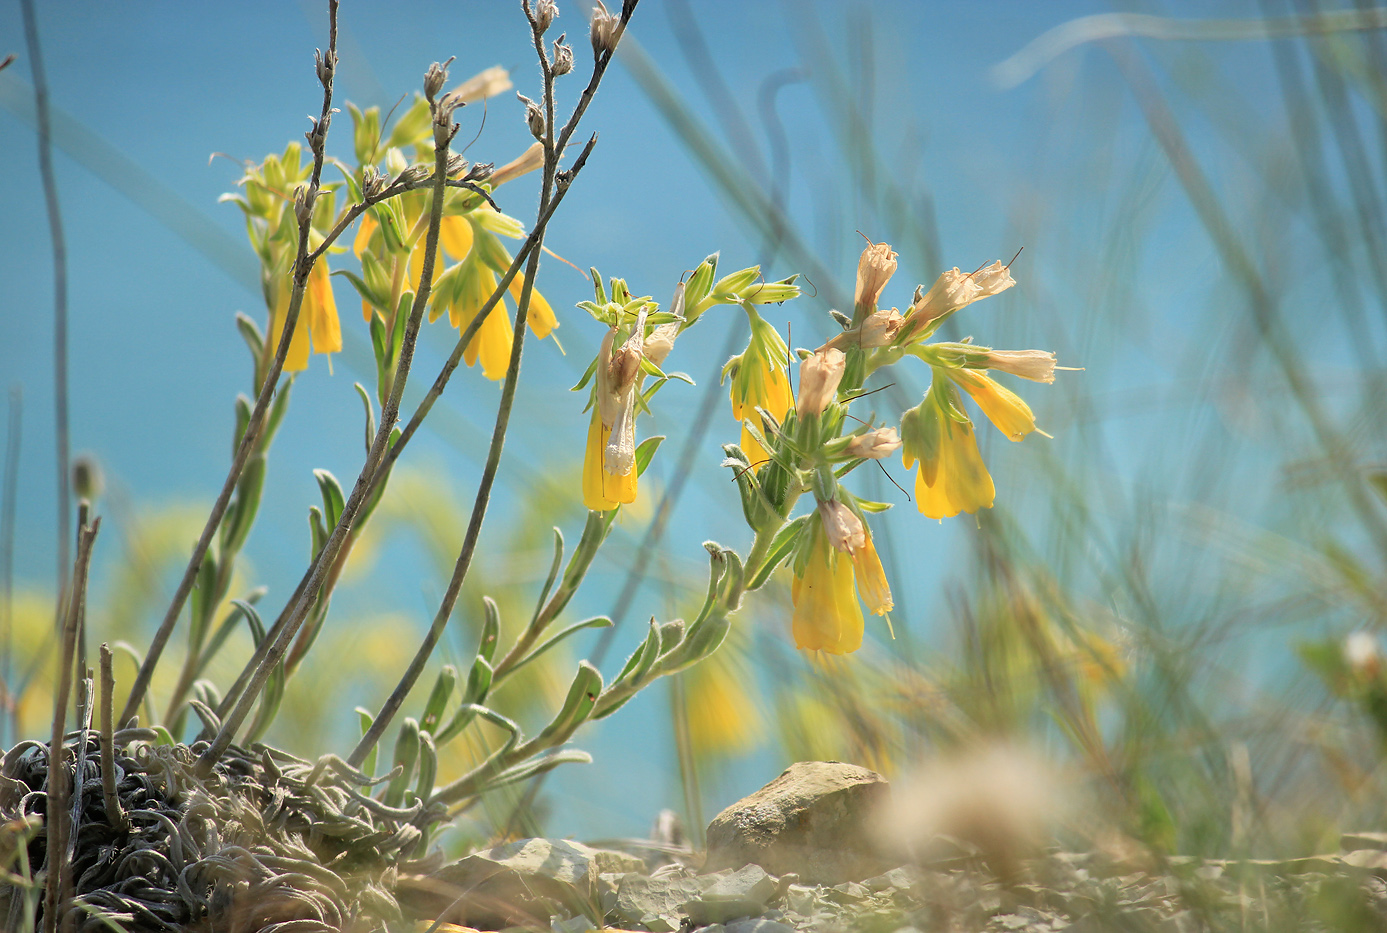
[906,261,1015,339]
[362,166,389,200]
[846,427,902,460]
[423,58,454,103]
[464,162,495,183]
[518,92,546,139]
[314,48,336,88]
[72,454,104,502]
[492,142,545,186]
[293,185,313,227]
[535,0,559,32]
[854,239,898,311]
[446,153,470,177]
[818,499,866,555]
[552,39,575,76]
[981,348,1057,384]
[590,0,620,57]
[796,348,845,418]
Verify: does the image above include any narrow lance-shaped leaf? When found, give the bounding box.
[414,731,438,804]
[314,469,346,528]
[419,665,457,736]
[521,662,603,754]
[354,382,376,456]
[528,527,566,630]
[506,617,612,678]
[383,718,421,808]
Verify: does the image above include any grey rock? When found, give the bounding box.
[685,864,780,925]
[611,871,702,930]
[1343,831,1387,851]
[550,915,591,933]
[704,760,893,885]
[783,883,820,916]
[865,866,918,892]
[726,919,796,933]
[408,837,644,927]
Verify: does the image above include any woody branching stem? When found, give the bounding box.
[119,0,343,727]
[347,0,642,770]
[197,58,462,774]
[43,510,98,933]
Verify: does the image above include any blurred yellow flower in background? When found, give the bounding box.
[270,260,341,372]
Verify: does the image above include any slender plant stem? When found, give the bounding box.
[1110,41,1387,560]
[372,0,645,796]
[591,326,743,667]
[42,512,97,933]
[20,0,70,644]
[198,70,457,775]
[0,387,19,748]
[347,1,566,769]
[363,135,596,499]
[98,643,128,831]
[118,1,342,727]
[213,128,597,728]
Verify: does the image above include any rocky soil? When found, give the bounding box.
[408,762,1387,933]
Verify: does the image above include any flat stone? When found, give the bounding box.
[401,837,644,928]
[703,760,893,884]
[1341,849,1387,878]
[611,871,701,929]
[1342,831,1387,851]
[684,864,780,925]
[726,919,796,933]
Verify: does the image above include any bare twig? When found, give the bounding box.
[98,644,128,831]
[0,386,19,748]
[19,0,70,646]
[346,0,641,769]
[42,510,98,933]
[198,46,459,774]
[119,0,343,727]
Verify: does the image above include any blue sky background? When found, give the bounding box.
[2,0,1365,839]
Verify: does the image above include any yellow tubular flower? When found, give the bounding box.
[354,214,378,322]
[791,522,864,654]
[270,261,340,372]
[731,362,793,464]
[582,408,637,511]
[901,398,995,519]
[305,260,342,357]
[353,213,377,258]
[582,327,642,512]
[439,215,473,261]
[951,368,1036,442]
[852,531,894,616]
[508,277,558,339]
[452,260,514,381]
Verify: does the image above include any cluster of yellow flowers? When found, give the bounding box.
[569,238,1062,656]
[225,68,556,387]
[752,241,1062,654]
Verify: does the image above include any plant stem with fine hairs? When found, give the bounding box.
[19,0,70,645]
[346,0,641,771]
[118,0,343,727]
[197,62,459,774]
[42,510,98,933]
